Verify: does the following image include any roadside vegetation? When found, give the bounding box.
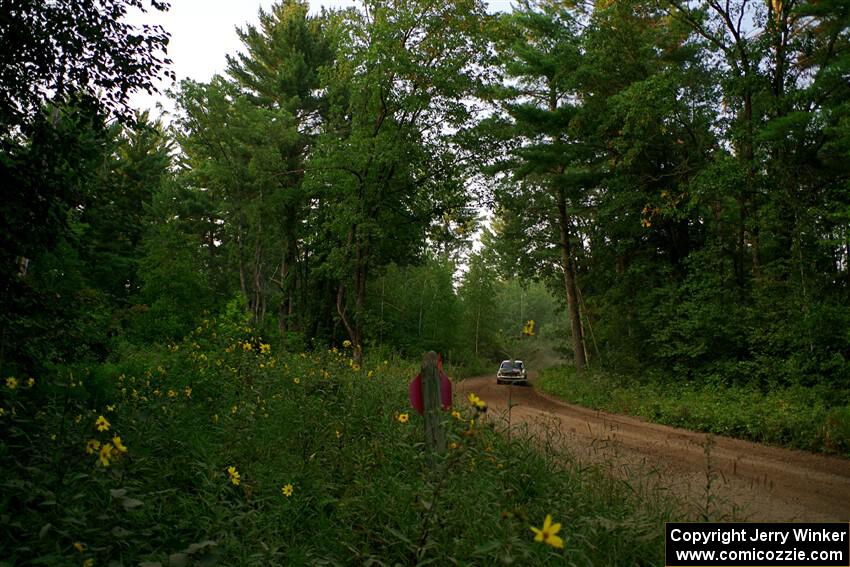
[539,366,850,458]
[1,310,678,565]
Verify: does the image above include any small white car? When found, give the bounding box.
[496,360,528,385]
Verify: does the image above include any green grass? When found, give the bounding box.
[538,365,850,457]
[1,316,683,565]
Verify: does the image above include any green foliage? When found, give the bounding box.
[79,115,173,303]
[1,107,171,373]
[478,0,850,390]
[0,0,172,128]
[365,259,460,358]
[458,252,501,361]
[1,315,677,565]
[302,0,489,358]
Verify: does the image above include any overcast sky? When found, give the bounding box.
[128,0,512,119]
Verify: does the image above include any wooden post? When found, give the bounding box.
[421,351,446,455]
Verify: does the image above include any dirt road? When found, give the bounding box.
[457,375,850,522]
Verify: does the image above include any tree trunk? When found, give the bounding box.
[237,223,248,303]
[379,275,385,346]
[474,302,481,358]
[279,251,289,334]
[353,243,367,366]
[337,228,365,367]
[252,238,263,323]
[742,91,761,279]
[556,188,587,373]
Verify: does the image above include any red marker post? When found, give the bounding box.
[408,351,451,455]
[408,369,452,415]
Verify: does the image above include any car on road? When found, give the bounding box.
[496,359,528,385]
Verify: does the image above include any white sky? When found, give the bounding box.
[128,0,512,118]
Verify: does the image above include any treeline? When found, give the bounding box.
[481,0,850,388]
[2,0,849,390]
[1,0,558,376]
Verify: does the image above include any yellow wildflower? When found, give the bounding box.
[397,413,409,424]
[75,414,82,423]
[367,370,374,378]
[530,515,564,549]
[242,342,252,352]
[0,408,5,417]
[336,430,342,439]
[83,559,94,567]
[73,542,86,552]
[259,343,271,354]
[167,389,177,399]
[6,377,17,389]
[281,483,294,497]
[227,466,240,486]
[467,393,487,412]
[451,410,462,420]
[99,443,113,467]
[106,404,115,412]
[112,436,128,454]
[342,340,351,348]
[293,377,300,384]
[95,415,110,432]
[26,377,35,387]
[85,439,101,455]
[184,387,192,398]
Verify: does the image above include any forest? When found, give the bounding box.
[4,0,850,385]
[1,0,849,564]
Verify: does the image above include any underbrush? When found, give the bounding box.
[448,355,495,379]
[538,366,850,457]
[1,313,678,565]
